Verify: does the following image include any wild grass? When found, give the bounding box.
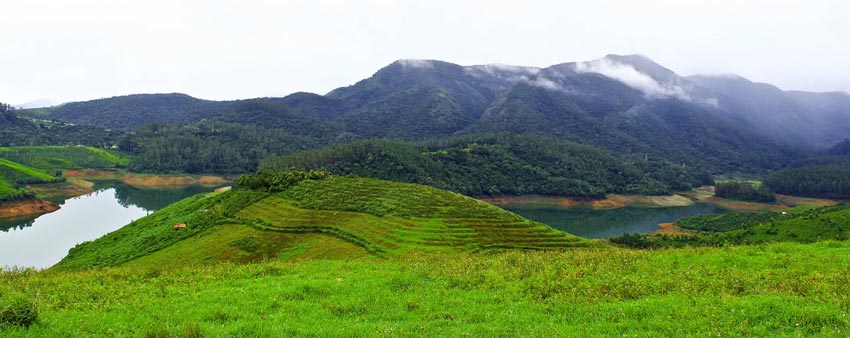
[2,242,850,336]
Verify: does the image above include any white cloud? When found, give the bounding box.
[465,64,540,84]
[526,75,562,91]
[397,59,434,70]
[575,58,692,100]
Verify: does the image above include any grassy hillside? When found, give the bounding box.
[612,204,850,248]
[55,174,588,270]
[0,158,62,202]
[0,146,129,169]
[3,242,850,336]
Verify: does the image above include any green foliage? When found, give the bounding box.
[0,146,128,169]
[677,211,781,232]
[0,106,119,148]
[0,293,38,327]
[611,204,850,248]
[261,134,710,198]
[236,168,329,192]
[4,242,850,336]
[764,165,850,199]
[715,181,776,202]
[120,121,319,174]
[0,157,63,202]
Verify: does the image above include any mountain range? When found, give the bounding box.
[15,54,850,173]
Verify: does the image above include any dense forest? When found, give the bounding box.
[118,121,319,173]
[714,181,776,202]
[1,102,120,147]
[764,165,850,199]
[260,134,712,198]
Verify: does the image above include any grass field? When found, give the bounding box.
[0,146,129,169]
[2,241,850,336]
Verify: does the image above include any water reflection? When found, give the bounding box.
[0,182,218,269]
[504,203,726,238]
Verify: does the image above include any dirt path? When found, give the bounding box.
[650,222,694,236]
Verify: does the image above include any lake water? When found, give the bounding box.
[0,182,216,269]
[503,203,726,238]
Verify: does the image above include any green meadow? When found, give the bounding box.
[2,242,850,337]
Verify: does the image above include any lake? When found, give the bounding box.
[0,182,217,269]
[503,202,726,238]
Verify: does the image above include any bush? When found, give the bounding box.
[715,181,776,202]
[236,168,330,192]
[0,293,38,327]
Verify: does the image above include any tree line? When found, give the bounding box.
[715,181,776,202]
[764,165,850,199]
[260,134,713,198]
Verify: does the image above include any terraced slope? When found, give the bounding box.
[55,176,588,270]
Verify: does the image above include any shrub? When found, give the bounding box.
[0,293,38,327]
[715,181,776,202]
[236,168,330,192]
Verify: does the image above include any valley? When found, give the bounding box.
[2,54,850,336]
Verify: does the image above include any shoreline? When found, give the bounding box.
[64,169,234,189]
[479,194,695,210]
[0,198,60,219]
[480,186,840,212]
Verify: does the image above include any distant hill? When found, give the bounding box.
[46,93,236,131]
[14,98,62,109]
[29,55,850,174]
[55,172,589,270]
[687,75,850,148]
[0,107,120,147]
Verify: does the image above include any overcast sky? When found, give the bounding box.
[2,0,849,105]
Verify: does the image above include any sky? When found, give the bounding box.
[2,0,849,105]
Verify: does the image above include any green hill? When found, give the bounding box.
[55,172,589,270]
[43,93,236,131]
[0,146,129,170]
[1,107,120,148]
[611,204,850,248]
[0,158,62,202]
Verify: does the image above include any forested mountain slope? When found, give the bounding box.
[25,55,850,175]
